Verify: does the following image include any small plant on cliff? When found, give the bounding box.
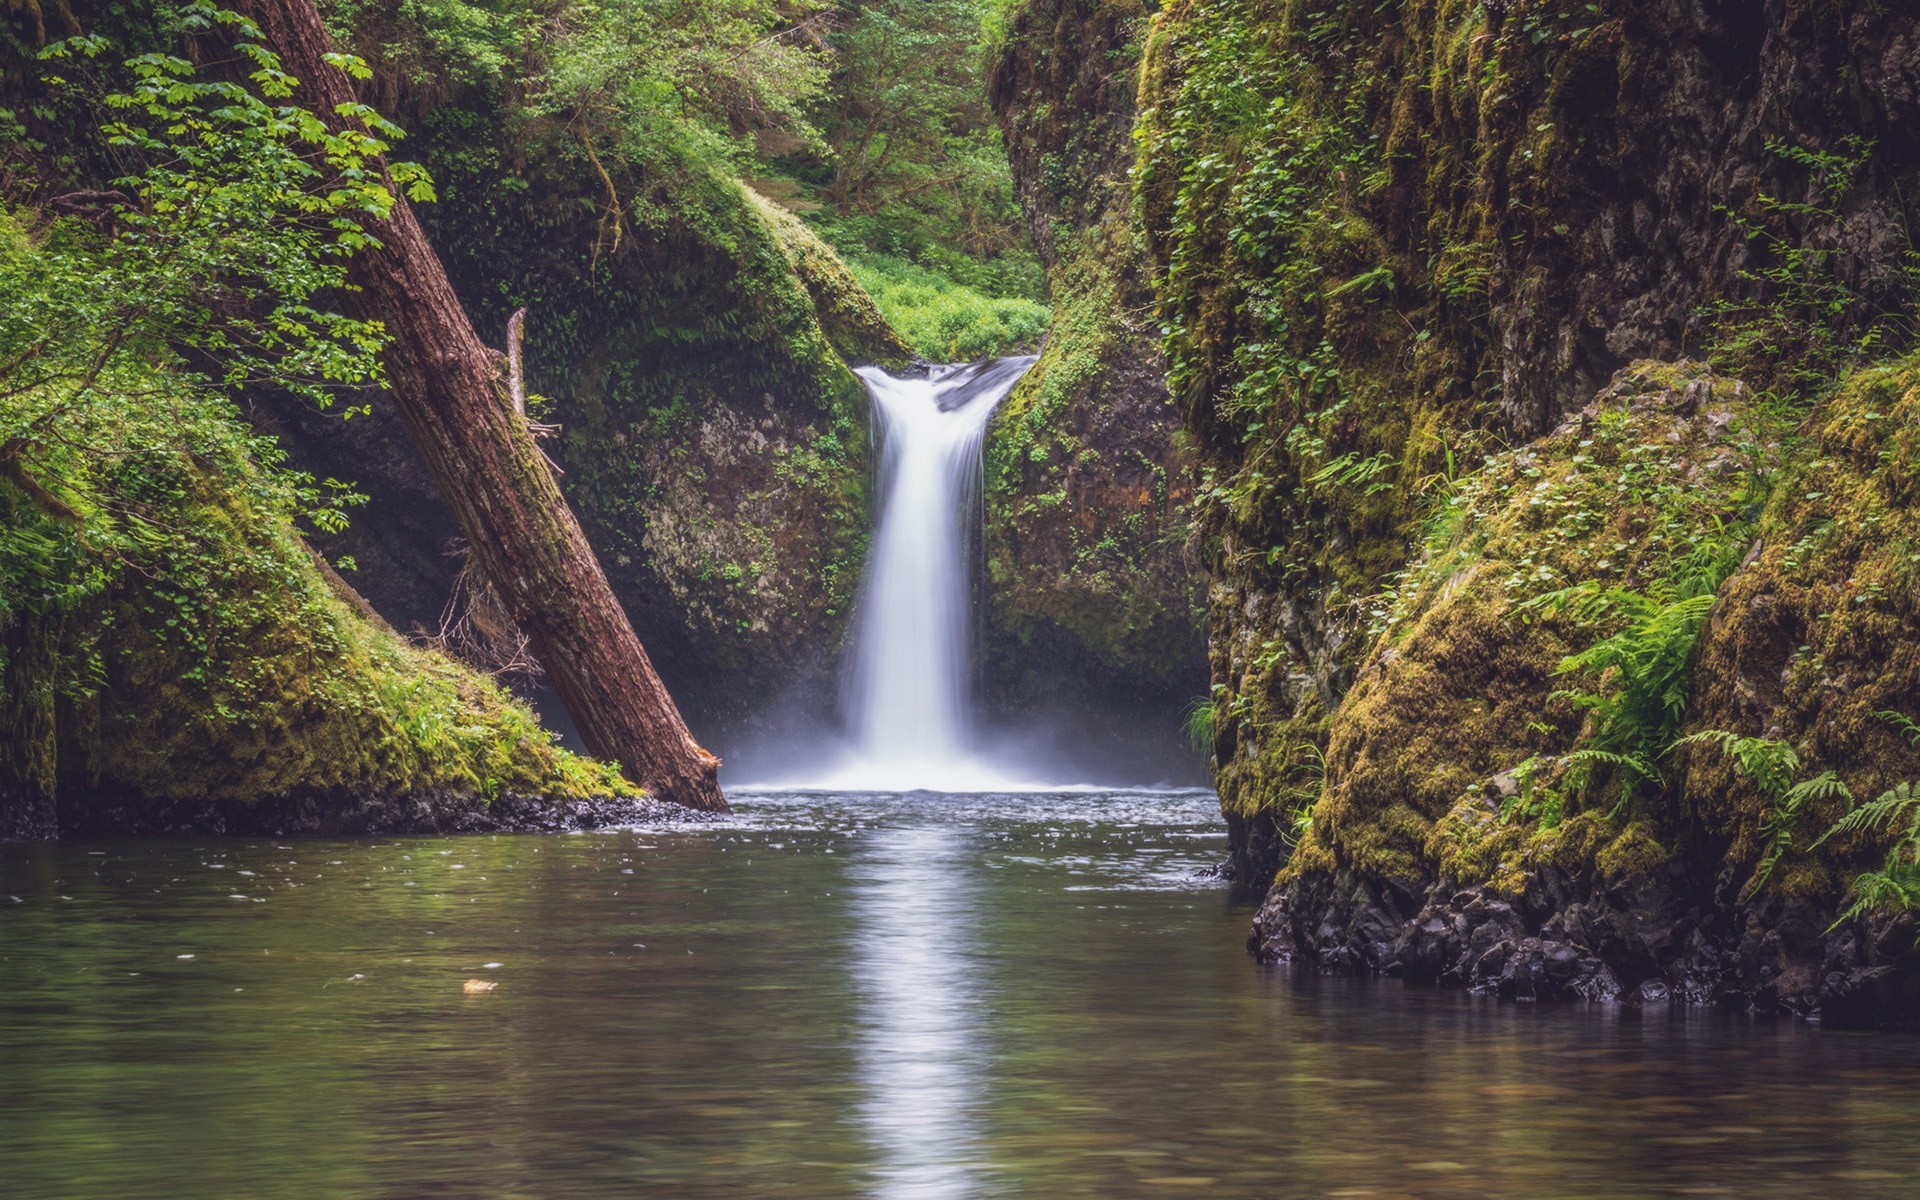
[1703,135,1920,397]
[1677,731,1852,897]
[1182,695,1217,761]
[1813,713,1920,929]
[1499,754,1567,830]
[1536,587,1721,805]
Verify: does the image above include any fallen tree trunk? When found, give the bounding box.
[238,0,725,811]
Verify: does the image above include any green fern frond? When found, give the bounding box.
[1875,709,1920,749]
[1830,863,1920,932]
[1565,747,1658,782]
[1674,729,1741,755]
[1814,782,1920,847]
[1781,771,1853,808]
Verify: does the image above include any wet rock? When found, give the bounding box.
[20,787,706,841]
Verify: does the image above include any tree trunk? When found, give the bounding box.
[238,0,726,812]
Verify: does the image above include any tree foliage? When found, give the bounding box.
[2,0,412,685]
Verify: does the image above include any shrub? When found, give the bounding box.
[845,254,1049,361]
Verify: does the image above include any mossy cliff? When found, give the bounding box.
[265,5,914,731]
[1,367,642,840]
[1137,0,1920,1021]
[985,0,1205,719]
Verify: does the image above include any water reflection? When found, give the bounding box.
[8,792,1920,1199]
[852,823,987,1199]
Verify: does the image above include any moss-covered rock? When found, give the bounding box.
[986,0,1204,718]
[1289,362,1767,892]
[1136,0,1920,886]
[1244,350,1920,1022]
[1681,352,1920,914]
[1,413,642,841]
[1256,363,1766,968]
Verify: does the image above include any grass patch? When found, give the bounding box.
[845,254,1049,362]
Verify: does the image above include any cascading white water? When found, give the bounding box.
[824,357,1034,792]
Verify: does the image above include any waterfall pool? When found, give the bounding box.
[5,787,1920,1199]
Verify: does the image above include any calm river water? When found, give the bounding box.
[4,789,1920,1199]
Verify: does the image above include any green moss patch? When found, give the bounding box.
[1279,363,1769,891]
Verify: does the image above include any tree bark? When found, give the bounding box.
[239,0,726,811]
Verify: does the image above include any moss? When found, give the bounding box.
[1682,351,1920,896]
[984,0,1204,713]
[747,188,914,369]
[1275,362,1770,891]
[983,227,1202,700]
[1593,820,1669,882]
[0,412,630,825]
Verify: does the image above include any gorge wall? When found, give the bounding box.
[1129,0,1920,1023]
[986,0,1206,734]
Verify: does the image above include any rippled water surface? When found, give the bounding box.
[6,789,1920,1199]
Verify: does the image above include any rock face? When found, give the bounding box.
[0,440,641,842]
[1136,0,1920,885]
[1244,360,1920,1027]
[1135,0,1920,1023]
[986,0,1205,726]
[263,63,911,736]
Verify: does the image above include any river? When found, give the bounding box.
[4,787,1920,1198]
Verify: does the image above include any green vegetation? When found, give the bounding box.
[847,254,1047,360]
[1703,135,1920,398]
[1818,720,1920,927]
[1535,582,1730,805]
[779,0,1042,298]
[749,0,1048,350]
[1,5,629,814]
[1679,732,1848,898]
[1272,365,1769,889]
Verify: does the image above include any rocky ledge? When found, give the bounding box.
[1254,863,1920,1030]
[4,787,709,842]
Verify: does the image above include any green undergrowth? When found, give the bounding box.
[1276,364,1774,892]
[0,234,629,812]
[0,19,629,815]
[845,253,1049,361]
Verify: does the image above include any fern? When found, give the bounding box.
[1537,586,1721,801]
[1680,731,1855,897]
[1832,867,1920,929]
[1815,781,1920,846]
[1876,709,1920,749]
[1815,782,1920,930]
[1751,772,1853,896]
[1676,730,1802,799]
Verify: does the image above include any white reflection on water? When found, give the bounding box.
[851,824,986,1199]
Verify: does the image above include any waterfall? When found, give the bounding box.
[827,357,1034,792]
